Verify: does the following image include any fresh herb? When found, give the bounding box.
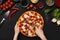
[44,8,51,14]
[53,9,60,19]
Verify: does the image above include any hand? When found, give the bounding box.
[13,24,20,40]
[35,27,47,40]
[14,24,20,35]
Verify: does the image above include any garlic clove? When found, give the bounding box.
[51,18,57,23]
[57,20,60,26]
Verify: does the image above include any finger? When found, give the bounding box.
[14,24,18,30]
[18,27,20,30]
[38,25,42,30]
[15,24,17,27]
[35,27,38,30]
[35,27,39,32]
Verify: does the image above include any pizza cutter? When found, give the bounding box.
[0,7,18,24]
[0,11,10,26]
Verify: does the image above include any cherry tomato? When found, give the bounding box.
[2,4,6,7]
[0,6,1,8]
[5,2,8,5]
[38,3,43,9]
[8,4,11,8]
[5,2,9,6]
[10,2,14,5]
[2,8,6,11]
[0,5,3,8]
[8,0,11,3]
[5,6,9,9]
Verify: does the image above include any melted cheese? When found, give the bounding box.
[21,18,24,21]
[29,12,34,16]
[28,30,32,36]
[22,26,25,29]
[23,22,27,26]
[37,16,40,19]
[24,14,29,18]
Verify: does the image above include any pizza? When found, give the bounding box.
[17,11,44,37]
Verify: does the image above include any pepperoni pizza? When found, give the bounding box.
[17,11,44,37]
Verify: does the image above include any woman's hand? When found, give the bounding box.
[13,24,20,40]
[35,27,47,40]
[14,24,20,35]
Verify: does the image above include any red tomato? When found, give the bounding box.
[10,2,14,5]
[2,4,6,7]
[8,0,11,3]
[0,5,1,8]
[5,2,8,5]
[8,4,11,8]
[5,6,9,9]
[38,3,43,9]
[2,8,6,11]
[0,5,3,8]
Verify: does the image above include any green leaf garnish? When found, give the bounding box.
[53,8,60,20]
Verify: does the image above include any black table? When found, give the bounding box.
[0,0,60,40]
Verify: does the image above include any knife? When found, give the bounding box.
[0,11,10,26]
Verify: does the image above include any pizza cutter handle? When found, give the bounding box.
[0,18,5,26]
